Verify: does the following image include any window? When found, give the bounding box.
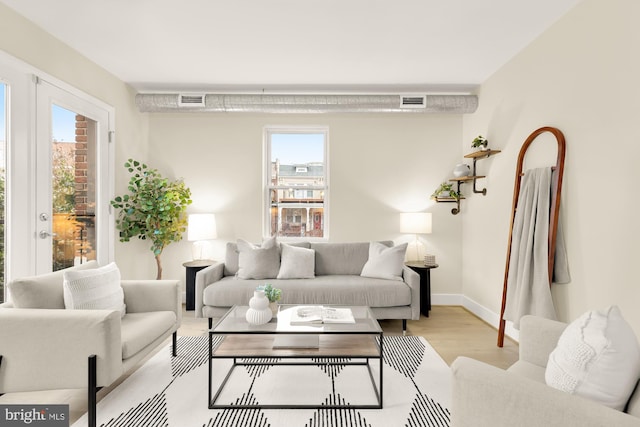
[265,127,328,239]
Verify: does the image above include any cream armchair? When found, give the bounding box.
[0,262,182,427]
[451,315,640,427]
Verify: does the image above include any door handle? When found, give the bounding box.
[39,230,57,239]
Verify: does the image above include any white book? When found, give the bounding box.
[289,306,355,325]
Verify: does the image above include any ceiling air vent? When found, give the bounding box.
[178,94,206,107]
[400,95,426,109]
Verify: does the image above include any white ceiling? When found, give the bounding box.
[1,0,581,93]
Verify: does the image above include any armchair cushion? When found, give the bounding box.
[63,262,125,317]
[8,261,98,309]
[546,306,640,411]
[120,311,176,359]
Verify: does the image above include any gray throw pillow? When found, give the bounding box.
[237,237,281,279]
[360,242,408,281]
[277,244,315,279]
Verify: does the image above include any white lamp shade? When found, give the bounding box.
[188,214,217,241]
[400,212,432,234]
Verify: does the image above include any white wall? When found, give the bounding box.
[462,0,640,335]
[134,113,464,294]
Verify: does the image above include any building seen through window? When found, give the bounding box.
[266,129,327,239]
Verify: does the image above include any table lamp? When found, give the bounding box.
[187,213,217,260]
[400,212,432,262]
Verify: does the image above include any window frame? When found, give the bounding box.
[263,125,329,241]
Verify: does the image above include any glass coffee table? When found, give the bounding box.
[208,304,383,409]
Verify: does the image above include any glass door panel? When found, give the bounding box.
[51,105,97,270]
[36,80,110,275]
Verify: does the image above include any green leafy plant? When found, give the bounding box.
[471,135,488,148]
[258,283,282,303]
[431,182,461,200]
[111,159,192,279]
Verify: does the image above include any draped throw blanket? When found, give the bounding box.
[503,167,570,329]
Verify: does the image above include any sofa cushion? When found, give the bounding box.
[361,242,407,281]
[545,306,640,411]
[225,240,311,277]
[8,261,99,309]
[237,237,281,279]
[311,241,393,276]
[63,262,126,317]
[203,275,411,308]
[121,311,176,359]
[277,244,315,279]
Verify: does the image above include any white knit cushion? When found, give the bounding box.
[237,236,280,279]
[63,262,126,317]
[545,306,640,410]
[277,244,315,279]
[360,242,408,281]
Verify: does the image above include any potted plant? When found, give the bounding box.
[111,159,192,279]
[431,182,461,200]
[471,135,489,151]
[258,283,282,315]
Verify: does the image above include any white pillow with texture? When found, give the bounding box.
[545,306,640,410]
[63,262,126,317]
[277,244,315,279]
[237,236,281,279]
[360,242,408,281]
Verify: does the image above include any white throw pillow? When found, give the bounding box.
[360,242,408,281]
[545,306,640,410]
[63,262,126,317]
[237,236,281,279]
[277,244,315,279]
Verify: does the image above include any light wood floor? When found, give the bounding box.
[0,305,518,424]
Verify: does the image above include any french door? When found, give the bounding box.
[35,80,112,274]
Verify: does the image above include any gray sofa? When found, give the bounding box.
[195,241,420,332]
[451,315,640,427]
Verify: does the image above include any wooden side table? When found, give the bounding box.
[405,262,439,317]
[183,260,214,311]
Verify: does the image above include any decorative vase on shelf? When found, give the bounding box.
[246,290,272,325]
[453,163,471,177]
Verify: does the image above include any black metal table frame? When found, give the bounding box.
[208,331,384,410]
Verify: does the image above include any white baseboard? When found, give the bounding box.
[432,293,519,343]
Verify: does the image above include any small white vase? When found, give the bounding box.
[453,163,471,177]
[246,290,272,325]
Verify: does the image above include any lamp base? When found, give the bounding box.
[191,241,206,261]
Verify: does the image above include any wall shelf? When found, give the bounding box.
[435,149,501,215]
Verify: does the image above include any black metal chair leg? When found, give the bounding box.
[88,355,97,427]
[208,318,213,329]
[172,331,177,357]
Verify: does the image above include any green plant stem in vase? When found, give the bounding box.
[258,284,282,315]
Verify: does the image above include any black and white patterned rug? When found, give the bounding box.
[72,335,450,427]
